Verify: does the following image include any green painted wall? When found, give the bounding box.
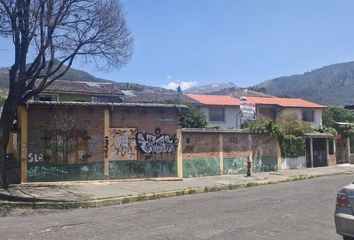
[27,162,104,182]
[253,156,277,172]
[59,94,92,102]
[109,160,177,179]
[183,157,220,178]
[223,157,248,174]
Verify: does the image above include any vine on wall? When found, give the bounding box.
[243,115,314,158]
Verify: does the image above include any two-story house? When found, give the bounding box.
[186,94,326,129]
[246,96,325,129]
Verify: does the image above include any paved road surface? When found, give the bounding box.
[1,174,353,240]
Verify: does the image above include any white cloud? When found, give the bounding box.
[163,81,179,90]
[163,81,197,91]
[166,75,172,80]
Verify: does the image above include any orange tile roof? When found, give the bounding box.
[246,97,326,108]
[186,94,326,108]
[186,94,240,106]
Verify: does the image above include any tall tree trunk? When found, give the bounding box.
[0,96,18,189]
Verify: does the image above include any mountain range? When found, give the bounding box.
[184,82,239,94]
[192,61,354,106]
[1,61,354,105]
[255,61,354,106]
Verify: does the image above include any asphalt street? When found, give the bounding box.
[0,174,353,240]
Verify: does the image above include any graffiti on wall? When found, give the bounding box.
[54,112,76,132]
[136,128,178,155]
[104,136,109,159]
[109,128,137,160]
[28,129,90,165]
[28,153,44,163]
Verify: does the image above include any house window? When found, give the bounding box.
[35,95,58,101]
[209,108,225,122]
[302,110,314,122]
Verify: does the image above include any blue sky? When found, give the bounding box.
[2,0,354,90]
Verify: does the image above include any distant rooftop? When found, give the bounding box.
[246,97,326,108]
[186,94,326,108]
[27,100,187,109]
[40,80,123,96]
[185,94,240,106]
[121,91,196,104]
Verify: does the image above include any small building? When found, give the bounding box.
[304,133,336,168]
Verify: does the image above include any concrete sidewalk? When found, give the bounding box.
[1,164,354,209]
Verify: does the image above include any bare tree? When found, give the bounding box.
[0,0,133,188]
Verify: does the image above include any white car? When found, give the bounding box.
[335,180,354,240]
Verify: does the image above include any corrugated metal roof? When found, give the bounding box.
[185,94,240,106]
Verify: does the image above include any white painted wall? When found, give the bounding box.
[276,108,323,129]
[200,106,241,129]
[280,156,306,169]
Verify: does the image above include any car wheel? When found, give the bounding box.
[343,236,354,240]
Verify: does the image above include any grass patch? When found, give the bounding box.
[188,189,197,194]
[176,191,185,196]
[228,184,238,190]
[122,198,130,204]
[269,172,283,176]
[246,182,259,188]
[144,178,157,182]
[149,194,160,200]
[137,195,147,201]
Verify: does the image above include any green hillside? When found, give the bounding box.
[256,61,354,105]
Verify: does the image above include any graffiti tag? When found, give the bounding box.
[136,132,178,155]
[109,128,137,160]
[28,153,44,163]
[104,136,109,159]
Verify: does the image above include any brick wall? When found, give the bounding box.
[28,106,104,164]
[182,130,279,177]
[27,105,105,181]
[110,107,179,161]
[109,107,179,179]
[24,104,180,182]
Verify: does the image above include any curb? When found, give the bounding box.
[0,174,320,209]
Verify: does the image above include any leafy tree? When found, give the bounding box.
[244,115,312,158]
[162,99,207,128]
[0,0,133,188]
[322,106,354,137]
[179,104,207,128]
[322,106,354,128]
